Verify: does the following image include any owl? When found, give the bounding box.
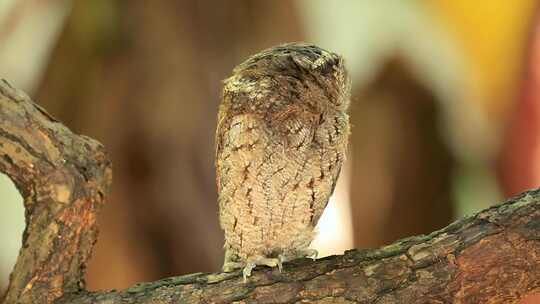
[215,43,351,279]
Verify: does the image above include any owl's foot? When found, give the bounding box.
[222,261,244,273]
[278,248,318,264]
[300,248,318,260]
[242,256,281,282]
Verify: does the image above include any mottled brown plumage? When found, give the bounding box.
[215,43,351,279]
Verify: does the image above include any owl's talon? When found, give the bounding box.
[223,261,244,273]
[303,249,318,260]
[278,253,290,271]
[241,257,282,281]
[243,262,256,282]
[262,257,280,268]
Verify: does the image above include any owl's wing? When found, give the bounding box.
[216,110,260,185]
[214,105,228,192]
[305,113,348,227]
[269,107,347,228]
[309,164,342,226]
[215,109,267,215]
[216,105,319,185]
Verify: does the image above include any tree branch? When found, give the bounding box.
[1,79,539,303]
[0,80,111,304]
[58,190,540,304]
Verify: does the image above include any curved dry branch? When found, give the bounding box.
[0,79,538,304]
[0,80,111,304]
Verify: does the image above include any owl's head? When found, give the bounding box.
[223,43,350,114]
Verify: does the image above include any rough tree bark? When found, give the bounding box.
[0,80,111,304]
[0,79,539,304]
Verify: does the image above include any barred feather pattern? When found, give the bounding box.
[216,43,351,268]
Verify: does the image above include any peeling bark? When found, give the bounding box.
[0,79,539,304]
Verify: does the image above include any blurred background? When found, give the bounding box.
[0,0,539,297]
